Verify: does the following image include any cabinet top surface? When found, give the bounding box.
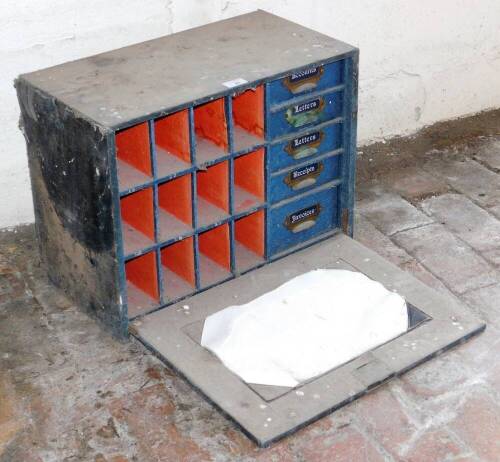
[19,10,356,129]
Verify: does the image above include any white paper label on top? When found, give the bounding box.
[222,78,248,88]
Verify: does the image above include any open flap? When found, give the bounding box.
[201,269,408,387]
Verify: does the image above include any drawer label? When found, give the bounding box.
[292,131,321,149]
[289,67,321,83]
[285,131,324,159]
[291,162,321,180]
[285,203,321,232]
[284,162,324,190]
[292,98,321,115]
[283,67,325,94]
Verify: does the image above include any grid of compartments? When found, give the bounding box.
[116,58,349,318]
[115,87,267,317]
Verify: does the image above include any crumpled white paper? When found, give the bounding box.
[201,269,408,387]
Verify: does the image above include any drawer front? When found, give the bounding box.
[267,185,338,256]
[267,90,343,139]
[268,60,344,105]
[269,154,341,204]
[268,122,342,171]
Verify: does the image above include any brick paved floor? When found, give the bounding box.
[1,110,500,461]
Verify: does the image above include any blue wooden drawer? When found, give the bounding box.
[267,184,339,256]
[267,89,343,139]
[268,122,342,171]
[269,154,341,204]
[268,60,344,105]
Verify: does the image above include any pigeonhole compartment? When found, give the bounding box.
[154,109,192,179]
[233,148,265,213]
[115,122,152,192]
[198,223,232,288]
[232,85,265,152]
[161,237,196,301]
[194,98,228,165]
[196,160,230,227]
[120,187,155,256]
[125,251,160,318]
[234,209,266,272]
[158,174,194,243]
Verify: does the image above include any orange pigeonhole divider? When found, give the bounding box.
[197,161,229,212]
[158,174,193,226]
[161,237,196,286]
[235,210,265,256]
[125,251,159,300]
[115,122,152,175]
[155,109,191,162]
[194,98,228,150]
[232,86,264,138]
[120,188,155,240]
[199,224,231,270]
[234,148,265,201]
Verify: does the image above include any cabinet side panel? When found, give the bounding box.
[16,79,127,338]
[340,51,359,236]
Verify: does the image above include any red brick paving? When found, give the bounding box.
[449,394,500,462]
[399,352,470,399]
[299,426,386,462]
[350,387,418,459]
[403,429,468,462]
[107,384,213,462]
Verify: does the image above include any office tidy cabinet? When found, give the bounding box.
[16,11,358,336]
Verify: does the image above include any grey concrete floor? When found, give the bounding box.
[1,109,500,461]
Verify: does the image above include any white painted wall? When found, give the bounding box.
[2,0,500,228]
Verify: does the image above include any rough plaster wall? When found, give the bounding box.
[2,0,500,228]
